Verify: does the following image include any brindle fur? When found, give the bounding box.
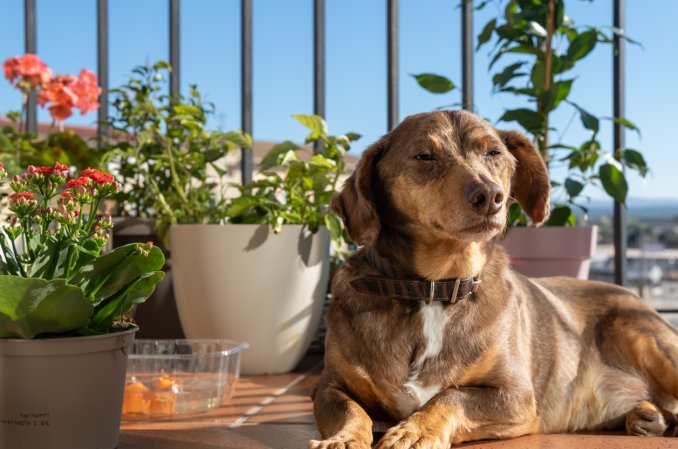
[310,111,678,449]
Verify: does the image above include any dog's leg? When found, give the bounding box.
[608,310,678,436]
[626,401,677,437]
[374,386,539,449]
[310,379,374,449]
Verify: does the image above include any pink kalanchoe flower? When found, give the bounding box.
[3,54,52,92]
[71,69,101,115]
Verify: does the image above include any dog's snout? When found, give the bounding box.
[465,181,504,216]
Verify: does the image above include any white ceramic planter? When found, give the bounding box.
[500,225,598,279]
[171,224,330,375]
[0,327,136,449]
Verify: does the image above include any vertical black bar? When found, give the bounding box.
[24,0,37,134]
[241,0,253,184]
[387,0,398,130]
[313,0,325,154]
[461,0,473,111]
[613,0,627,286]
[169,0,180,99]
[97,0,109,146]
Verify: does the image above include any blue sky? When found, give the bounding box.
[1,0,677,205]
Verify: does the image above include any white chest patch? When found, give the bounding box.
[394,302,448,418]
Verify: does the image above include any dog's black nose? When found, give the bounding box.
[466,181,504,216]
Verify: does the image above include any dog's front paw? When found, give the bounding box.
[626,401,673,437]
[308,437,371,449]
[374,422,448,449]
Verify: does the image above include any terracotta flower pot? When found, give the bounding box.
[0,326,136,449]
[500,226,598,279]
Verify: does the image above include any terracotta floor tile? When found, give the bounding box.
[455,433,678,449]
[118,423,320,449]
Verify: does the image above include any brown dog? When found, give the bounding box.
[310,110,678,449]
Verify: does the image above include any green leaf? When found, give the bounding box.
[547,206,575,226]
[564,178,584,199]
[566,29,598,62]
[623,149,649,177]
[499,108,544,135]
[226,195,259,218]
[293,114,328,139]
[412,73,456,94]
[570,103,600,134]
[70,244,165,307]
[0,234,21,276]
[0,277,92,338]
[530,62,547,93]
[599,163,628,203]
[609,117,641,136]
[345,132,362,142]
[477,18,496,49]
[492,62,526,88]
[89,271,165,332]
[259,141,299,170]
[224,130,253,149]
[541,79,574,112]
[30,238,70,280]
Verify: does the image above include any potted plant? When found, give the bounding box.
[147,112,354,374]
[0,163,165,449]
[414,0,649,278]
[99,61,248,338]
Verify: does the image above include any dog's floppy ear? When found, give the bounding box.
[498,130,551,226]
[330,141,383,247]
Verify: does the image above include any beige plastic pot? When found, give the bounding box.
[500,225,598,279]
[171,224,330,375]
[0,326,136,449]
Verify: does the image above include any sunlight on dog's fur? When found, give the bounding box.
[310,110,678,449]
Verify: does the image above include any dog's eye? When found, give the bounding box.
[486,149,502,157]
[414,153,434,161]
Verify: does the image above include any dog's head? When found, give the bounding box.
[331,110,550,248]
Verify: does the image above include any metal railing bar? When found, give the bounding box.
[97,0,109,146]
[461,0,473,111]
[24,0,37,134]
[313,0,325,154]
[613,0,627,286]
[241,0,253,184]
[387,0,398,130]
[169,0,181,99]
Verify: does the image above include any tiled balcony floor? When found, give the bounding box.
[118,356,678,449]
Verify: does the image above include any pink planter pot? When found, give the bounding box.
[500,226,598,279]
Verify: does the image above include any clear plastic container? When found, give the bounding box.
[122,339,248,420]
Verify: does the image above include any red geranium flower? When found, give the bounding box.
[55,162,69,172]
[3,54,52,92]
[71,69,101,115]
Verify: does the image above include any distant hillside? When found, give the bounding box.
[584,198,678,220]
